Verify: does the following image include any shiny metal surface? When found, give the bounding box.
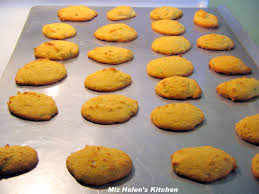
[0,6,258,194]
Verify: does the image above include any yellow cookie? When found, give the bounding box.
[94,23,137,42]
[58,6,97,22]
[150,103,204,131]
[150,6,183,20]
[8,91,58,121]
[0,144,38,177]
[81,94,138,124]
[66,145,132,186]
[34,40,79,61]
[152,36,191,55]
[152,19,185,35]
[171,146,237,183]
[15,59,67,86]
[194,10,218,28]
[209,56,251,75]
[88,46,134,65]
[155,76,202,100]
[235,114,259,145]
[197,34,234,51]
[147,56,193,78]
[107,6,136,21]
[84,68,131,92]
[216,77,259,101]
[251,153,259,179]
[42,23,77,40]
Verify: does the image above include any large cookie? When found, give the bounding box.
[42,23,77,40]
[15,59,67,86]
[171,146,237,182]
[81,94,138,124]
[107,6,136,21]
[150,6,183,20]
[194,10,218,28]
[8,91,58,121]
[251,153,259,179]
[152,19,185,35]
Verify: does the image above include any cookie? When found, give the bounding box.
[150,6,183,20]
[235,114,259,145]
[94,23,137,42]
[251,153,259,179]
[194,10,218,28]
[147,56,193,78]
[171,146,237,183]
[84,68,131,92]
[42,23,77,40]
[81,94,138,124]
[150,103,204,131]
[15,59,67,86]
[58,6,97,22]
[8,91,58,121]
[216,77,259,101]
[209,56,251,75]
[152,36,191,55]
[197,34,234,51]
[34,40,79,61]
[107,6,136,21]
[0,144,38,177]
[66,145,132,186]
[155,76,202,100]
[88,46,134,65]
[152,19,185,35]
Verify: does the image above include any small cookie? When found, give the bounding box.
[147,56,193,78]
[171,146,237,183]
[88,46,134,65]
[84,68,131,92]
[251,153,259,179]
[235,114,259,144]
[107,6,136,21]
[152,19,185,35]
[150,6,183,20]
[34,40,79,61]
[0,144,38,177]
[66,145,132,186]
[8,91,58,121]
[209,56,251,75]
[152,36,191,55]
[150,103,204,131]
[194,10,218,28]
[81,94,138,124]
[42,23,77,40]
[15,59,67,86]
[197,34,234,51]
[216,77,259,101]
[94,24,137,42]
[155,76,202,100]
[58,6,97,22]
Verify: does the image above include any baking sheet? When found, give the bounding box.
[0,6,258,194]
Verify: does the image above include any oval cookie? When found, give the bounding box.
[42,23,77,40]
[15,59,67,86]
[0,144,38,177]
[197,34,234,51]
[194,10,218,28]
[150,6,183,20]
[94,23,137,42]
[155,76,202,100]
[152,19,185,35]
[8,91,58,121]
[58,6,97,22]
[152,36,191,55]
[84,68,131,92]
[147,56,193,78]
[252,153,259,179]
[107,6,136,21]
[88,46,134,65]
[150,103,204,131]
[81,94,138,124]
[66,145,132,186]
[34,40,79,61]
[216,77,259,101]
[171,146,237,183]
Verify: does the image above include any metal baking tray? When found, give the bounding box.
[0,6,258,194]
